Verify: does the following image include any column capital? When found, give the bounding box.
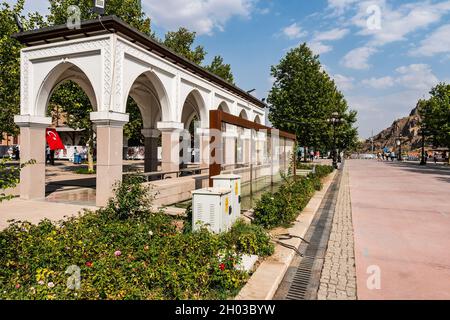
[141,128,160,138]
[90,111,129,127]
[14,115,52,128]
[157,121,184,133]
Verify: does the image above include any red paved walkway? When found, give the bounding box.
[348,160,450,300]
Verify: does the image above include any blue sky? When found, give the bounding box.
[8,0,450,138]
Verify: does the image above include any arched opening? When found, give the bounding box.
[126,71,168,174]
[218,101,230,114]
[40,63,98,204]
[180,90,206,169]
[239,109,249,120]
[254,115,262,124]
[238,109,250,165]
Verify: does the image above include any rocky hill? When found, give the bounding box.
[363,106,424,152]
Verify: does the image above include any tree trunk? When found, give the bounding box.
[87,131,95,173]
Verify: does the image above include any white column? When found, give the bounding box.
[14,115,52,200]
[157,122,183,174]
[141,128,160,173]
[91,112,129,207]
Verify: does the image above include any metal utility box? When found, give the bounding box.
[212,174,242,228]
[192,188,232,234]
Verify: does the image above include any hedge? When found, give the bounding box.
[253,165,334,229]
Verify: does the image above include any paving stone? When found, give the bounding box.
[316,166,357,301]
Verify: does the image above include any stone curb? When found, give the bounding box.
[235,170,337,300]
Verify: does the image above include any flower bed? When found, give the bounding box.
[0,176,273,300]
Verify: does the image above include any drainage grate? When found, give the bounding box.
[274,166,343,300]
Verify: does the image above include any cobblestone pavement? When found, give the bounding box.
[317,165,357,300]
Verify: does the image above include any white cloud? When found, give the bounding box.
[361,64,439,91]
[362,76,394,89]
[257,7,270,15]
[314,28,350,41]
[327,0,359,15]
[341,46,377,70]
[351,0,450,47]
[395,64,439,91]
[309,41,333,55]
[142,0,255,35]
[282,22,307,39]
[411,24,450,57]
[333,74,354,91]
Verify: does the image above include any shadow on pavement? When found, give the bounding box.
[384,161,450,183]
[46,178,96,196]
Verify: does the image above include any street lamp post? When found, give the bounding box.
[328,112,342,169]
[396,135,402,161]
[420,129,426,166]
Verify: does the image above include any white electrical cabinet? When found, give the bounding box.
[212,174,242,229]
[192,188,232,234]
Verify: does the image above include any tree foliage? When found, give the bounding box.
[268,43,358,153]
[0,0,44,136]
[205,55,234,84]
[163,27,206,65]
[418,83,450,153]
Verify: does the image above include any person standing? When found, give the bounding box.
[390,151,396,162]
[73,147,79,164]
[46,146,51,164]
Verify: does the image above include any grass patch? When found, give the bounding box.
[74,168,96,175]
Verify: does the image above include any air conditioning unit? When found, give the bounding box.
[212,174,241,229]
[192,188,232,234]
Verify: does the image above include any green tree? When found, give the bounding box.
[163,27,206,65]
[0,0,44,137]
[205,55,234,84]
[268,43,358,159]
[419,83,450,163]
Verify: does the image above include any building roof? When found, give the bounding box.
[12,15,266,109]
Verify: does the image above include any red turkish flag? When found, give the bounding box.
[46,128,65,151]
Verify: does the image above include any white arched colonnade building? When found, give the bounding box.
[12,16,293,207]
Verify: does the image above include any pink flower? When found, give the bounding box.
[85,261,93,267]
[219,263,225,271]
[114,250,122,257]
[15,284,21,289]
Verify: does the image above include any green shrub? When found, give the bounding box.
[182,203,193,234]
[104,175,153,220]
[312,165,334,179]
[253,166,333,229]
[220,220,274,257]
[0,159,35,202]
[0,209,251,300]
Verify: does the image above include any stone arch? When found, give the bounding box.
[36,62,98,117]
[218,101,231,114]
[239,109,249,120]
[125,71,172,127]
[180,89,207,129]
[254,115,262,124]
